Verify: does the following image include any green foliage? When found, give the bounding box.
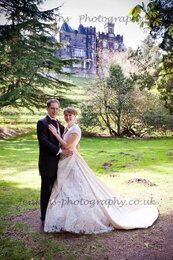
[128,36,161,90]
[129,0,173,50]
[107,65,134,136]
[80,65,135,137]
[0,0,77,110]
[129,0,173,113]
[79,103,101,134]
[108,64,133,93]
[157,52,173,113]
[158,75,173,113]
[124,89,173,136]
[80,64,172,137]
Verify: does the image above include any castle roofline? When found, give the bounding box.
[78,24,86,34]
[60,23,96,35]
[61,22,73,33]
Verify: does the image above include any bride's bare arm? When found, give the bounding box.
[48,124,78,149]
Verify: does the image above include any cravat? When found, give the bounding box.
[50,119,61,136]
[50,119,58,128]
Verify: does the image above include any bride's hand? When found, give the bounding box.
[48,124,58,137]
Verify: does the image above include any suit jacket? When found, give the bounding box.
[37,115,65,176]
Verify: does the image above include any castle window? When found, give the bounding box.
[65,35,71,41]
[103,40,107,48]
[99,41,103,48]
[108,33,114,38]
[109,42,113,49]
[73,48,85,57]
[114,42,118,49]
[86,62,90,69]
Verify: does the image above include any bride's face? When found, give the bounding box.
[64,112,76,125]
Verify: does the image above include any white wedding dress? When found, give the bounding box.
[44,124,159,234]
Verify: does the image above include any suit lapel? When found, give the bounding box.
[46,115,64,137]
[46,115,52,125]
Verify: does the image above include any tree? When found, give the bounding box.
[0,0,76,110]
[80,65,134,137]
[80,80,173,137]
[157,75,173,113]
[128,36,161,90]
[122,89,173,137]
[80,63,173,137]
[129,0,173,113]
[107,64,133,136]
[129,0,173,52]
[80,78,116,136]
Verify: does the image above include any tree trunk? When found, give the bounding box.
[117,109,121,137]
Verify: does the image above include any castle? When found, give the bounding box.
[58,22,126,77]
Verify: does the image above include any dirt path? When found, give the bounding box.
[12,209,173,260]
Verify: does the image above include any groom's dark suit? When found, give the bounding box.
[37,115,64,221]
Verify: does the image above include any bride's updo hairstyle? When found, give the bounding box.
[63,107,78,116]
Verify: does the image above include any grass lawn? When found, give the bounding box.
[0,134,173,259]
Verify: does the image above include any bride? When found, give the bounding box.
[44,107,159,234]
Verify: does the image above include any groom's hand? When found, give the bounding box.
[61,148,73,157]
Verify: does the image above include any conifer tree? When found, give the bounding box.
[0,0,75,109]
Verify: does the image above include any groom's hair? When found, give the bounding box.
[46,99,60,108]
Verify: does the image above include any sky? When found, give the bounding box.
[41,0,149,49]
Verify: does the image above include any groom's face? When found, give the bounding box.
[47,102,59,119]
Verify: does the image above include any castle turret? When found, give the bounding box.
[104,22,115,34]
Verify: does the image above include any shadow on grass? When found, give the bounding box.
[0,139,38,170]
[0,180,39,218]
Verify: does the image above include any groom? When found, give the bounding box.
[37,99,72,224]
